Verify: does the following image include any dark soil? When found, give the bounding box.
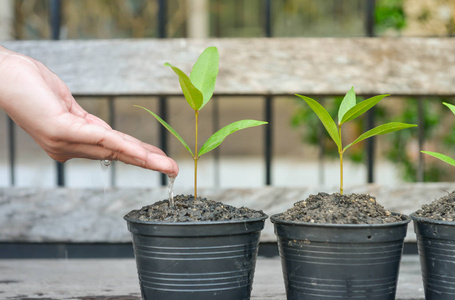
[275,192,402,224]
[414,190,455,222]
[125,194,266,222]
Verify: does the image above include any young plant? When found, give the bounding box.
[421,102,455,166]
[297,87,417,194]
[136,47,267,200]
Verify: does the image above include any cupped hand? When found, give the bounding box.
[0,46,178,177]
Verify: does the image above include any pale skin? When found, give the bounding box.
[0,46,178,177]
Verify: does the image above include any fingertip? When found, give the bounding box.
[161,157,179,178]
[167,159,179,178]
[138,152,179,178]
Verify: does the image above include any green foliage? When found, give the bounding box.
[385,98,450,182]
[199,120,268,157]
[338,87,356,124]
[421,151,455,167]
[291,96,367,163]
[134,105,194,156]
[444,102,455,115]
[292,96,455,182]
[375,0,407,34]
[189,47,219,109]
[344,122,416,151]
[164,63,203,110]
[137,46,267,198]
[295,95,340,148]
[339,94,389,125]
[443,116,455,148]
[297,87,417,194]
[421,102,455,168]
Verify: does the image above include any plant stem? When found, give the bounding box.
[339,151,343,195]
[194,110,199,198]
[338,124,343,195]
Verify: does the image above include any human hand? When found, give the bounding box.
[0,46,178,177]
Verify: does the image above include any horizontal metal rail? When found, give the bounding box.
[4,95,436,187]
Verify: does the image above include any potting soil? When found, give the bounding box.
[276,192,402,224]
[125,194,265,222]
[414,190,455,221]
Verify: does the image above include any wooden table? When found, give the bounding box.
[0,255,424,299]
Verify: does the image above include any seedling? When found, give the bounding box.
[422,102,455,166]
[136,47,267,202]
[297,87,417,194]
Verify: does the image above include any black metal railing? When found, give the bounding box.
[4,94,435,187]
[4,0,433,188]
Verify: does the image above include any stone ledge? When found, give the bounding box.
[1,183,454,243]
[3,38,455,96]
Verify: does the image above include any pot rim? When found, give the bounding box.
[124,213,268,226]
[410,212,455,225]
[270,212,410,228]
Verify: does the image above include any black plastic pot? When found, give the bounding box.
[271,214,410,300]
[124,215,267,300]
[411,214,455,300]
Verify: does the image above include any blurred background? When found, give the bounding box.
[0,0,454,189]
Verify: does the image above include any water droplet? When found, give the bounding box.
[100,160,111,168]
[168,176,175,207]
[100,160,111,201]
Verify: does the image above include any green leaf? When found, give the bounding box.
[190,47,219,110]
[198,120,267,157]
[421,151,455,167]
[338,86,356,125]
[164,63,203,110]
[134,105,194,157]
[340,94,389,125]
[344,122,417,151]
[443,102,455,115]
[296,94,341,149]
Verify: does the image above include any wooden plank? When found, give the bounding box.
[2,38,455,96]
[0,257,424,299]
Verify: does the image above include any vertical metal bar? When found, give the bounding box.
[50,0,64,186]
[365,1,376,183]
[264,0,272,37]
[214,0,222,37]
[366,107,376,183]
[159,97,168,186]
[50,0,61,40]
[264,0,273,185]
[211,2,221,187]
[7,117,15,186]
[157,0,167,38]
[157,0,168,186]
[108,97,117,187]
[417,97,425,182]
[265,96,273,186]
[365,0,376,37]
[212,97,220,187]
